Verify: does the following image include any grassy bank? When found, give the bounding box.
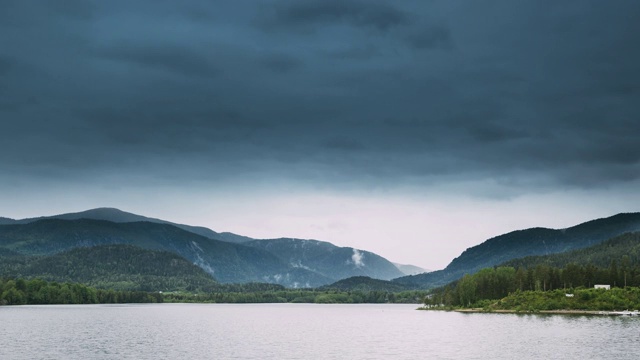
[421,287,640,313]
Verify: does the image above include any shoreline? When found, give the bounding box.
[453,308,638,316]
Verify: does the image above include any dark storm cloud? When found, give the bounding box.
[97,42,219,78]
[258,0,410,32]
[0,56,14,76]
[259,53,302,73]
[1,0,639,194]
[404,25,452,50]
[46,0,96,20]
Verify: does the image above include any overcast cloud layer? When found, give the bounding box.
[1,1,639,268]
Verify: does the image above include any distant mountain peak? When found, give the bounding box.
[83,207,122,211]
[53,207,150,222]
[393,263,430,276]
[1,207,246,243]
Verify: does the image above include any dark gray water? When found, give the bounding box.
[1,303,639,359]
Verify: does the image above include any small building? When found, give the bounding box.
[594,284,611,290]
[565,294,574,297]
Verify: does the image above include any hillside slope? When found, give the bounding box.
[1,208,415,286]
[394,263,429,276]
[394,213,640,289]
[320,276,410,292]
[0,219,328,287]
[0,244,219,292]
[502,231,640,270]
[1,207,249,244]
[245,238,405,281]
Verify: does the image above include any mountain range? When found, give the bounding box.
[0,208,406,288]
[3,208,640,292]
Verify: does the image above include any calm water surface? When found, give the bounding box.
[1,303,639,359]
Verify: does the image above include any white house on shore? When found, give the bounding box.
[594,284,611,290]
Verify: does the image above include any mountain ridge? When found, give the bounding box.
[1,207,427,278]
[0,218,321,286]
[1,207,249,244]
[393,212,640,289]
[393,263,429,276]
[245,238,405,281]
[0,214,408,287]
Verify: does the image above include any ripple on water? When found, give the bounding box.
[1,304,640,360]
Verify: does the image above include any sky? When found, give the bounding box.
[1,0,639,270]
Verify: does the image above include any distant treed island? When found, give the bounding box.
[2,208,640,309]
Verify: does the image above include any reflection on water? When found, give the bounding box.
[1,304,639,360]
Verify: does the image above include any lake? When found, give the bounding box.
[1,303,639,359]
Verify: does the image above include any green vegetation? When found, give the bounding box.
[0,245,220,292]
[245,239,405,281]
[0,218,404,287]
[424,262,640,309]
[164,289,427,304]
[422,287,640,313]
[0,277,427,306]
[423,232,640,312]
[0,245,428,304]
[502,232,640,275]
[395,213,640,289]
[319,276,410,292]
[492,288,640,312]
[6,213,639,307]
[0,278,162,305]
[160,277,426,304]
[0,219,305,285]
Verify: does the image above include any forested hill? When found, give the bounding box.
[1,208,419,287]
[245,238,405,281]
[394,212,640,289]
[0,244,219,292]
[320,276,410,292]
[0,219,324,286]
[0,217,15,225]
[0,218,403,288]
[424,232,640,309]
[502,232,640,270]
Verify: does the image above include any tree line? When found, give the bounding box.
[0,244,219,292]
[164,289,427,304]
[426,232,640,308]
[0,278,162,305]
[1,277,428,305]
[493,287,640,312]
[425,260,640,308]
